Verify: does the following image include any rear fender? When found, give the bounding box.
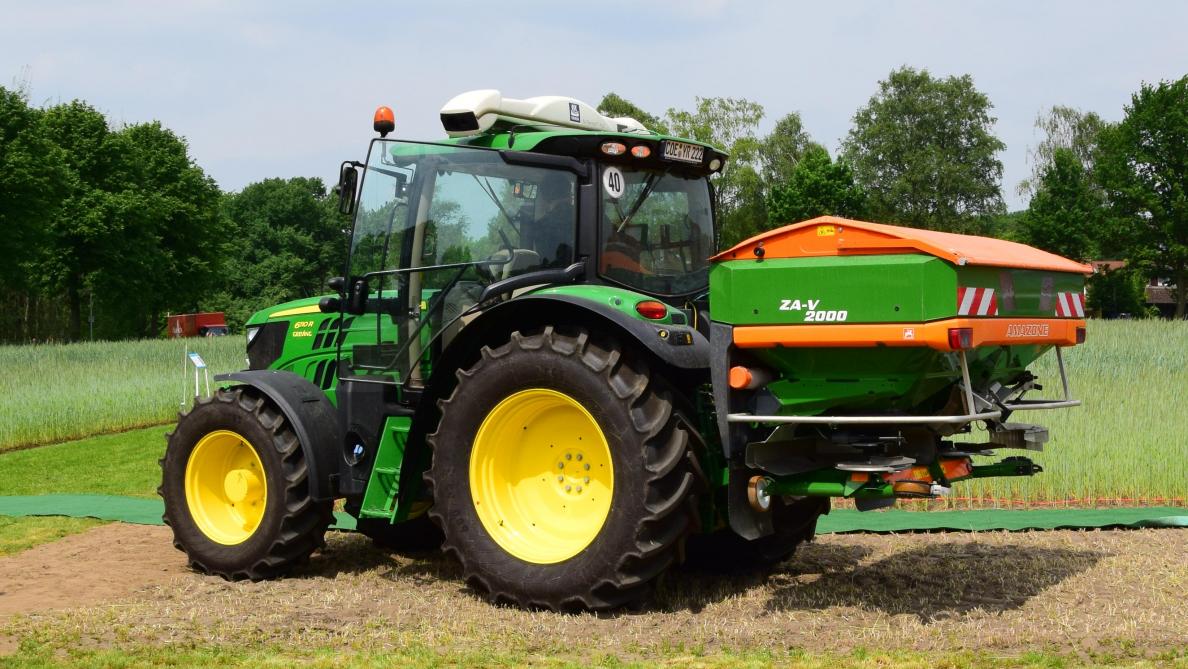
[214,370,342,501]
[396,294,712,513]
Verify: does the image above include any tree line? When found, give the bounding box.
[0,87,346,342]
[600,68,1187,318]
[1,66,1185,343]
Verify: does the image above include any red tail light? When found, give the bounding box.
[635,300,668,320]
[947,327,974,350]
[1076,326,1086,344]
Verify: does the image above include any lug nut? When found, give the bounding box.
[558,462,564,469]
[584,477,590,484]
[565,485,571,492]
[576,454,583,461]
[557,476,564,482]
[584,463,590,471]
[565,453,572,460]
[576,486,583,493]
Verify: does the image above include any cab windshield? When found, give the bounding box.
[598,167,713,296]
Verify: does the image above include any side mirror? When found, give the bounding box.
[346,277,369,315]
[336,162,360,215]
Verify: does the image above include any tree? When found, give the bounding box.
[1019,106,1108,198]
[666,97,766,247]
[766,144,867,224]
[36,100,125,340]
[33,102,224,339]
[92,121,224,337]
[212,177,348,328]
[842,67,1006,233]
[597,93,669,134]
[759,112,812,185]
[0,86,71,341]
[1096,76,1188,318]
[1019,148,1098,261]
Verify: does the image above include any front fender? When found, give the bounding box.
[214,370,342,501]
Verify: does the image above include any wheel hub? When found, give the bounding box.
[469,389,613,564]
[223,468,263,505]
[184,430,268,545]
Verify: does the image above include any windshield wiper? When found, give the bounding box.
[616,172,661,232]
[471,175,519,235]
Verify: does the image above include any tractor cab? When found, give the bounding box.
[332,91,725,391]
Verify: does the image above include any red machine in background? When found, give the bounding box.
[167,312,228,338]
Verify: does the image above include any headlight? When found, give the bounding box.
[246,327,260,346]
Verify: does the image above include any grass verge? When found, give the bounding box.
[1,640,1183,669]
[0,426,166,499]
[0,517,104,557]
[0,426,162,555]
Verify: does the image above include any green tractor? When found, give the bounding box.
[161,90,1090,610]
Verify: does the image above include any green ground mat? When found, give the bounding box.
[1,494,1186,533]
[0,495,358,530]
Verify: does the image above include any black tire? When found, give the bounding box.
[355,514,443,552]
[686,496,827,570]
[159,387,333,580]
[426,326,700,611]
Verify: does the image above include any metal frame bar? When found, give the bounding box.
[726,346,1080,426]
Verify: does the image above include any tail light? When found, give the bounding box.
[947,327,974,350]
[630,145,652,158]
[635,300,668,320]
[1076,326,1086,344]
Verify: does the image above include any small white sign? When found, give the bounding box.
[602,166,625,199]
[188,352,207,369]
[902,328,915,340]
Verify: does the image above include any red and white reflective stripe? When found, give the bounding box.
[1055,291,1085,317]
[957,287,998,316]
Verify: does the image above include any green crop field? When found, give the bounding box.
[956,319,1188,506]
[0,320,1184,505]
[0,336,243,452]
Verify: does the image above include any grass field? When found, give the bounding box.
[957,319,1188,505]
[0,320,1184,506]
[0,337,242,452]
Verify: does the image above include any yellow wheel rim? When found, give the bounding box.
[184,430,268,545]
[469,389,614,564]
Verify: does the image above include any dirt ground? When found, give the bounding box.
[1,523,1186,659]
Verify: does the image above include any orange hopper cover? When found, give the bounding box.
[710,216,1093,275]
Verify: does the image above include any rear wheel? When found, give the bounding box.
[160,387,333,580]
[426,327,700,611]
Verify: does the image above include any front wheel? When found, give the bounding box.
[426,327,701,611]
[159,387,333,580]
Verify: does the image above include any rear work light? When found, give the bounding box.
[947,327,974,350]
[600,142,627,156]
[635,300,668,320]
[1076,326,1086,344]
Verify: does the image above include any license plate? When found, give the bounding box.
[662,140,705,164]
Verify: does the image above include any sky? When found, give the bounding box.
[3,0,1186,211]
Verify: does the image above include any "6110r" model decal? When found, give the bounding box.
[778,299,849,322]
